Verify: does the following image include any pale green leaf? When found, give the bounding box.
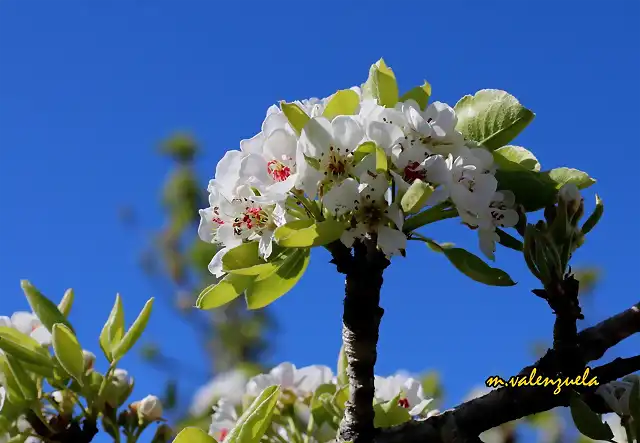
[493,146,540,171]
[196,274,255,309]
[374,395,411,428]
[245,249,310,309]
[547,167,596,189]
[224,385,281,443]
[400,179,433,214]
[274,219,345,248]
[99,294,125,363]
[399,81,432,110]
[222,242,285,275]
[281,101,310,136]
[352,141,376,164]
[455,89,534,150]
[172,427,218,443]
[21,280,74,334]
[0,354,37,402]
[375,145,388,173]
[57,289,74,318]
[323,89,360,119]
[111,298,154,362]
[310,383,338,426]
[0,327,53,367]
[569,391,614,441]
[52,324,85,384]
[362,58,399,108]
[427,241,516,286]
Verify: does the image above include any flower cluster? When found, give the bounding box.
[197,71,520,283]
[201,362,436,442]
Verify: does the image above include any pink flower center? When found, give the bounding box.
[398,398,410,409]
[234,206,268,233]
[403,161,426,183]
[220,429,229,440]
[267,160,292,182]
[211,206,224,225]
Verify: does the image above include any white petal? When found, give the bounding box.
[384,202,404,230]
[240,132,265,155]
[31,326,52,346]
[409,398,434,416]
[407,107,432,135]
[423,155,452,185]
[323,179,360,215]
[0,316,12,328]
[263,129,298,163]
[340,226,366,248]
[270,362,297,388]
[295,365,334,394]
[389,170,410,194]
[377,226,407,257]
[11,312,38,335]
[208,247,230,278]
[366,121,404,151]
[331,116,364,153]
[245,374,275,397]
[478,229,498,261]
[198,208,220,243]
[239,154,271,187]
[259,232,274,259]
[300,117,333,159]
[262,111,289,136]
[424,186,450,206]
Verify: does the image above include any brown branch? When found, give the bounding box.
[329,238,389,443]
[375,300,640,443]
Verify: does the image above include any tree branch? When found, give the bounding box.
[375,300,640,443]
[331,238,389,443]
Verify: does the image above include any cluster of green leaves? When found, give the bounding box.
[0,281,158,443]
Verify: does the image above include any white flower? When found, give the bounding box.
[323,173,406,257]
[245,362,334,398]
[0,312,51,346]
[0,386,5,412]
[198,184,287,276]
[82,350,96,371]
[602,413,627,443]
[296,116,368,198]
[450,156,498,214]
[132,395,163,421]
[209,398,238,442]
[374,373,433,416]
[459,190,519,260]
[558,183,582,205]
[190,369,248,417]
[112,368,133,390]
[597,380,635,416]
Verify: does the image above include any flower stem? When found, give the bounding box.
[336,238,389,443]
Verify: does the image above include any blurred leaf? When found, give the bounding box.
[52,324,85,385]
[172,427,217,443]
[0,327,53,367]
[362,58,399,107]
[112,298,155,362]
[161,133,198,163]
[21,280,74,334]
[100,294,126,362]
[421,372,443,401]
[224,385,281,443]
[311,383,337,426]
[569,391,613,441]
[399,81,432,110]
[57,289,74,318]
[196,274,255,309]
[281,102,309,136]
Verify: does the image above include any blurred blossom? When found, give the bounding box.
[191,369,248,416]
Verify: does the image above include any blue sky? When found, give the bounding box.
[1,0,639,441]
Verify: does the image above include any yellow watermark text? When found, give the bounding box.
[485,367,599,395]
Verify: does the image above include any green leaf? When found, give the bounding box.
[21,280,74,334]
[403,206,459,233]
[0,354,38,402]
[57,289,74,318]
[222,242,285,275]
[496,228,524,252]
[0,327,53,367]
[493,146,540,171]
[310,383,338,426]
[581,194,603,235]
[373,395,411,428]
[274,219,345,248]
[375,145,388,173]
[352,141,375,164]
[281,101,310,136]
[99,294,125,363]
[224,385,281,443]
[362,58,399,108]
[323,89,360,119]
[454,89,535,150]
[400,179,433,214]
[427,241,516,286]
[495,166,595,212]
[337,344,348,387]
[52,324,85,385]
[196,274,255,309]
[111,298,154,362]
[569,391,614,441]
[399,81,432,110]
[172,427,218,443]
[245,248,310,309]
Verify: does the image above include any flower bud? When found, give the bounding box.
[52,390,75,416]
[106,368,134,408]
[83,350,96,372]
[132,395,163,422]
[558,183,583,220]
[112,368,133,388]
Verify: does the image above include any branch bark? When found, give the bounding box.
[375,300,640,443]
[330,239,389,443]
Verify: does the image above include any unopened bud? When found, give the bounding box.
[132,395,163,422]
[106,368,134,408]
[112,369,132,388]
[83,350,96,372]
[558,184,583,216]
[52,390,75,417]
